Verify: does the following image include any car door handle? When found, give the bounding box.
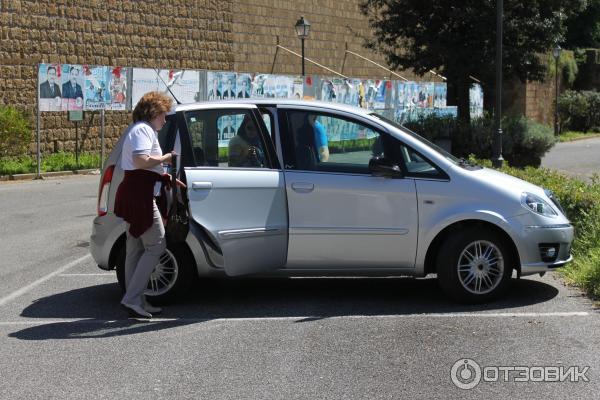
[291,182,314,193]
[192,181,213,190]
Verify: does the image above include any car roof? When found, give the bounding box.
[170,99,373,116]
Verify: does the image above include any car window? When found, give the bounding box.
[399,144,441,176]
[184,109,270,168]
[283,111,387,174]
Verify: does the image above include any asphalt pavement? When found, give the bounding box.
[0,175,598,399]
[541,136,600,182]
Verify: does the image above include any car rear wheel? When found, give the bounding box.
[436,227,514,303]
[116,242,197,304]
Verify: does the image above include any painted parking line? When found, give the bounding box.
[0,254,92,307]
[58,273,114,277]
[0,311,590,326]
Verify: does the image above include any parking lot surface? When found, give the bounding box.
[0,175,598,399]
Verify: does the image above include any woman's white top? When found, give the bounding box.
[121,121,164,195]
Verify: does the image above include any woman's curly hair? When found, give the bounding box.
[132,91,173,123]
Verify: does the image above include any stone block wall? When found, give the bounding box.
[0,0,442,158]
[232,0,420,80]
[0,0,234,156]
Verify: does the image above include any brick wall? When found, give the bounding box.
[0,0,234,155]
[231,0,420,80]
[1,0,426,158]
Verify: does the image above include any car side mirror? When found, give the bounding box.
[369,157,403,178]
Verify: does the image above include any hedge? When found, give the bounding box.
[404,114,556,167]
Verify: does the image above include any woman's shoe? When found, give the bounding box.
[143,302,162,314]
[120,302,152,319]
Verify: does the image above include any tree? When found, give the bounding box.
[565,0,600,48]
[360,0,586,123]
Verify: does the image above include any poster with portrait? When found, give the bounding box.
[83,65,111,110]
[470,83,484,119]
[61,64,84,111]
[434,83,447,108]
[220,72,237,100]
[206,71,222,101]
[217,114,241,144]
[38,63,63,111]
[108,67,129,110]
[236,73,252,99]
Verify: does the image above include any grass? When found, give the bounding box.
[472,156,600,301]
[558,131,600,142]
[0,152,101,176]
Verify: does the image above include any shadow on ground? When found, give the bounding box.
[9,276,561,340]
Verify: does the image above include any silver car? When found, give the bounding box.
[90,100,574,303]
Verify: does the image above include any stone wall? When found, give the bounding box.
[232,0,420,80]
[0,0,453,158]
[0,0,234,155]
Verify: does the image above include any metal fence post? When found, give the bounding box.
[100,109,105,169]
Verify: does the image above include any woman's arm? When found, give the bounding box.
[133,152,173,169]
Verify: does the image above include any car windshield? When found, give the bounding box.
[370,113,463,165]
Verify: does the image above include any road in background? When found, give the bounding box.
[0,175,598,399]
[542,137,600,182]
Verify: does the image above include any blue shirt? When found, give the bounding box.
[314,121,328,160]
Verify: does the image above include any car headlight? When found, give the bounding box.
[521,192,558,217]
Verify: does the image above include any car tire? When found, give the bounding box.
[436,227,514,303]
[115,242,197,304]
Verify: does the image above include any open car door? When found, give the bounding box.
[181,106,288,277]
[184,169,288,276]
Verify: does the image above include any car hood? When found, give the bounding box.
[469,167,546,196]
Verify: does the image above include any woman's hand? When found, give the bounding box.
[162,151,178,165]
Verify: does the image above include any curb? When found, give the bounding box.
[0,169,100,182]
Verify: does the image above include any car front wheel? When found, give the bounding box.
[436,227,514,303]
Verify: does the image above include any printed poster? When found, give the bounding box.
[38,63,63,111]
[83,65,111,110]
[236,73,252,99]
[434,83,447,108]
[61,64,84,111]
[132,68,200,107]
[220,72,237,100]
[470,83,484,119]
[108,66,129,110]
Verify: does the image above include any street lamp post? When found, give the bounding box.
[492,0,504,168]
[553,44,562,136]
[295,16,311,76]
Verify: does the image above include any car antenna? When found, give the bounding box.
[155,69,182,105]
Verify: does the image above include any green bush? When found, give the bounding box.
[0,106,32,158]
[470,157,600,300]
[404,114,555,167]
[558,90,600,132]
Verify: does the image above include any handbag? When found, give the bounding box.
[165,155,190,243]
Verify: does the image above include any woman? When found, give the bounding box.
[228,116,265,167]
[114,91,174,318]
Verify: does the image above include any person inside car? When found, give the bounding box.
[228,116,265,167]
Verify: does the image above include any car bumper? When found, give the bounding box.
[90,213,125,270]
[509,221,574,276]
